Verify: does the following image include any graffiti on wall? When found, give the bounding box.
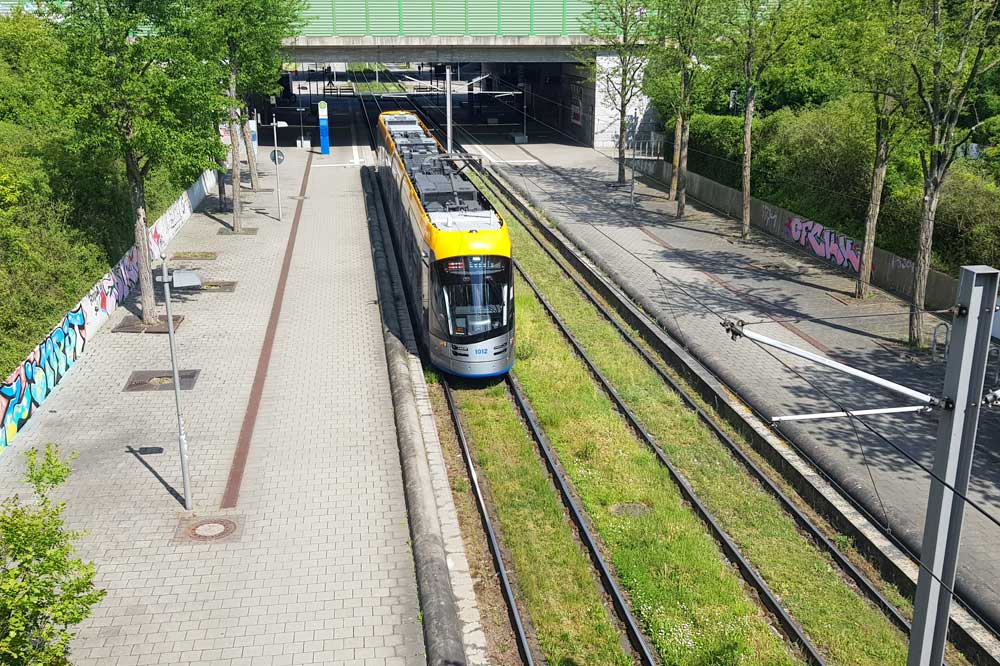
[784,215,862,273]
[2,308,87,447]
[0,170,215,451]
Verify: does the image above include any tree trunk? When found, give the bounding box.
[618,105,627,184]
[241,117,260,192]
[125,153,157,325]
[228,61,243,233]
[909,181,942,348]
[216,157,228,212]
[856,111,890,300]
[676,113,690,219]
[740,85,756,238]
[669,115,682,201]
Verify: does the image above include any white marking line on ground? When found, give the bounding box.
[313,163,361,168]
[466,144,495,164]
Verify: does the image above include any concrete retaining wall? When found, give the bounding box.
[629,157,958,310]
[1,170,217,450]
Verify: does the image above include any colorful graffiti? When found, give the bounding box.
[2,308,87,446]
[0,170,216,451]
[785,216,862,273]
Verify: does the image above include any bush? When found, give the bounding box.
[0,10,184,378]
[0,444,105,665]
[673,101,1000,276]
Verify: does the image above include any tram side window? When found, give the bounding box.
[431,256,512,343]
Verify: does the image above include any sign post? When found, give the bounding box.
[318,100,330,155]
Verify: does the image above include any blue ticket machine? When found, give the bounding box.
[318,101,330,155]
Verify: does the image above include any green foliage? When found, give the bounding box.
[680,105,1000,275]
[61,0,227,189]
[0,10,183,378]
[194,0,303,98]
[0,444,105,666]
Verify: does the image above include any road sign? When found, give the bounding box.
[269,95,276,105]
[270,149,285,165]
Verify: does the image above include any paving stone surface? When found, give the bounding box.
[0,115,426,665]
[467,136,1000,627]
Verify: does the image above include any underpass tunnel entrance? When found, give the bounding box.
[247,58,661,151]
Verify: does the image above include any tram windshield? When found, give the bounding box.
[432,256,513,343]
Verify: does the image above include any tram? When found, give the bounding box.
[376,111,515,377]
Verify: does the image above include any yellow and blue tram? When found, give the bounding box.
[376,111,515,377]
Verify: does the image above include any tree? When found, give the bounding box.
[582,0,652,184]
[819,0,919,299]
[196,0,301,232]
[906,0,1000,347]
[0,444,105,666]
[61,0,226,324]
[722,0,809,238]
[646,0,728,218]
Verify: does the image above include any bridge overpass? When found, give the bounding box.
[287,0,595,62]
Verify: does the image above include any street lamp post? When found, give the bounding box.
[156,256,202,511]
[272,116,287,222]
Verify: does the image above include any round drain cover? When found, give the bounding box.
[185,518,237,541]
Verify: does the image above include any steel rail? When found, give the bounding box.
[359,81,538,665]
[441,378,537,666]
[504,373,659,666]
[375,85,658,665]
[512,260,827,666]
[397,83,911,642]
[476,170,918,639]
[395,92,828,661]
[365,68,1000,665]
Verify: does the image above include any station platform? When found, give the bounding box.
[0,104,450,665]
[457,135,1000,630]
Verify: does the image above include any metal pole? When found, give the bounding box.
[272,114,283,222]
[523,86,527,139]
[298,108,304,147]
[908,265,999,666]
[446,64,453,154]
[734,324,940,405]
[630,125,636,207]
[160,257,193,511]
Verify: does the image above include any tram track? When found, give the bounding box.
[395,89,844,658]
[358,77,543,666]
[397,87,963,662]
[358,70,970,665]
[386,87,815,664]
[360,74,665,664]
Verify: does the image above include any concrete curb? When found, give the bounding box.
[494,166,1000,665]
[362,168,467,666]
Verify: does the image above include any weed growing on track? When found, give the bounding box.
[453,382,632,666]
[506,219,918,665]
[512,283,799,665]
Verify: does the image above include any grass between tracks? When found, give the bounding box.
[451,381,632,666]
[499,212,917,664]
[510,279,799,665]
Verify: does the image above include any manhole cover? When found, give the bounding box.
[182,518,238,542]
[171,251,217,261]
[123,369,200,392]
[609,502,651,517]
